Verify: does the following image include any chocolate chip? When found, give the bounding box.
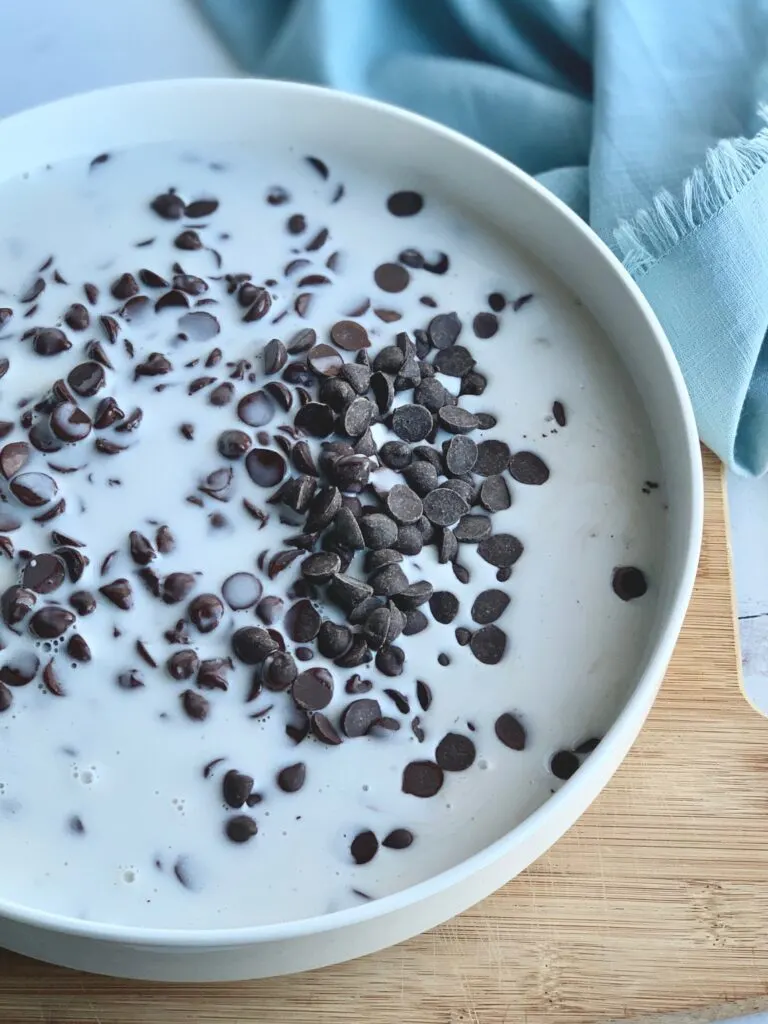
[292,667,333,711]
[167,649,199,680]
[69,590,96,616]
[373,263,409,293]
[402,760,443,798]
[158,572,194,606]
[197,657,231,690]
[186,198,219,218]
[67,361,105,398]
[469,624,507,665]
[0,308,12,328]
[297,553,337,585]
[454,514,492,543]
[0,649,38,685]
[20,277,45,303]
[99,578,133,610]
[109,273,138,301]
[220,572,261,610]
[294,402,334,438]
[508,451,549,485]
[236,390,274,428]
[0,442,29,479]
[330,320,370,351]
[358,513,398,551]
[383,486,423,529]
[66,634,91,663]
[232,626,278,664]
[0,511,21,532]
[433,346,475,377]
[437,653,451,666]
[225,815,258,843]
[151,192,185,219]
[550,750,579,781]
[438,406,479,435]
[344,674,372,695]
[401,461,438,499]
[403,608,429,635]
[473,312,498,339]
[277,762,306,792]
[181,690,209,721]
[28,605,74,639]
[488,292,506,312]
[174,230,203,250]
[340,697,381,737]
[383,828,414,850]
[415,680,432,712]
[392,404,432,443]
[369,565,408,601]
[494,712,526,750]
[339,362,371,394]
[428,313,461,349]
[311,712,342,745]
[245,448,286,488]
[127,531,155,567]
[436,732,476,772]
[375,645,404,677]
[387,190,424,216]
[50,403,92,443]
[612,566,647,601]
[284,599,322,643]
[479,475,511,512]
[379,441,412,471]
[22,553,65,594]
[395,525,423,556]
[428,591,459,625]
[350,830,378,865]
[10,472,58,507]
[423,488,468,527]
[134,352,172,378]
[93,397,123,430]
[31,328,71,357]
[223,769,254,809]
[186,593,223,633]
[477,534,523,569]
[261,651,298,692]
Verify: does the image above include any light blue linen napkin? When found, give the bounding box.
[199,0,768,475]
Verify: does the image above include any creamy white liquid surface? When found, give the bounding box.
[0,143,664,928]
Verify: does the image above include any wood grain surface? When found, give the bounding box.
[1,448,763,1024]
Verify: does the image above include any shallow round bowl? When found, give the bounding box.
[0,78,702,981]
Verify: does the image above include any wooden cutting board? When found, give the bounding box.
[0,448,762,1024]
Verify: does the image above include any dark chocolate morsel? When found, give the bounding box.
[495,713,526,751]
[611,566,648,601]
[402,760,444,798]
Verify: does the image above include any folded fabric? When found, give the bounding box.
[199,0,768,475]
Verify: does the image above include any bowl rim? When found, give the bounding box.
[0,76,704,947]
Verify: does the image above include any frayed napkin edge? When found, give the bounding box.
[613,113,768,280]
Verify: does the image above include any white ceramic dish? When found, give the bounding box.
[0,78,702,981]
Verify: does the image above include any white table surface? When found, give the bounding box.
[1,1,766,1019]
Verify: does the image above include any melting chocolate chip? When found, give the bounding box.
[341,698,381,737]
[232,626,278,665]
[181,689,210,721]
[187,593,224,633]
[0,442,29,479]
[99,578,133,610]
[22,553,65,594]
[10,472,58,508]
[245,448,286,488]
[28,605,74,639]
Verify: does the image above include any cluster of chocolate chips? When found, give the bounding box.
[0,155,638,855]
